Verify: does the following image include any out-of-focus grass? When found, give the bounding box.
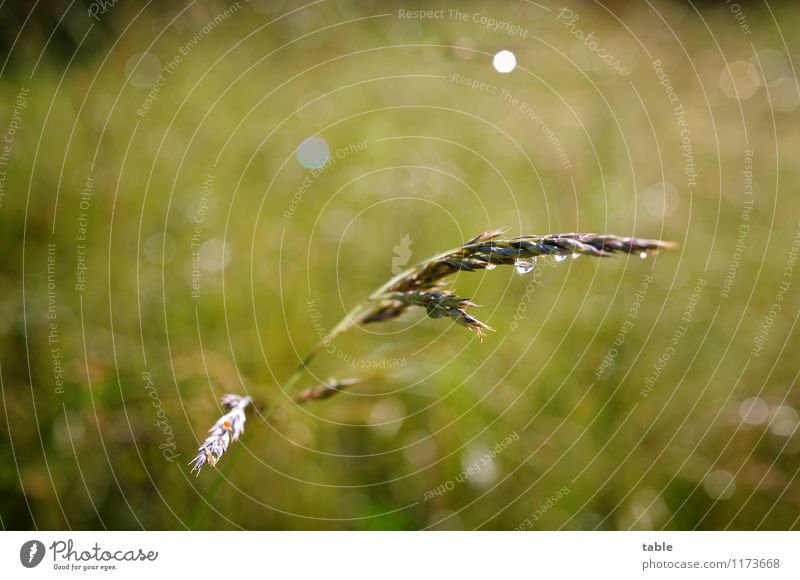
[1,0,799,530]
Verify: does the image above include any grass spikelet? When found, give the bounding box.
[351,229,673,337]
[190,227,673,475]
[296,378,360,403]
[190,395,251,476]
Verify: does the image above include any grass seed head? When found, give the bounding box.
[189,395,252,476]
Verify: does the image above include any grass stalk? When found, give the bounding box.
[190,227,673,476]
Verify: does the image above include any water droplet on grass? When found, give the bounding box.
[640,251,648,259]
[514,258,535,274]
[554,255,567,263]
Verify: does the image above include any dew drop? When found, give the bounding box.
[514,258,536,274]
[554,255,568,263]
[485,263,497,270]
[639,251,648,259]
[571,252,580,259]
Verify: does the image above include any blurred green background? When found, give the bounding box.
[1,0,798,530]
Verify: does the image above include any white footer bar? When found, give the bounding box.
[1,531,797,579]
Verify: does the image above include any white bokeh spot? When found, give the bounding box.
[493,50,517,73]
[296,136,331,169]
